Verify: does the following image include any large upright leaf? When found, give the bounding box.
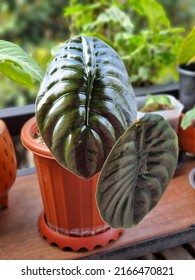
[0,40,43,87]
[96,114,179,228]
[178,26,195,65]
[36,35,137,179]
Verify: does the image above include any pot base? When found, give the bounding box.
[38,212,123,251]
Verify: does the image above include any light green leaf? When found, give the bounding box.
[145,95,173,106]
[178,26,195,65]
[140,0,170,31]
[0,61,34,87]
[0,40,43,87]
[141,95,174,112]
[188,56,195,64]
[64,3,100,16]
[86,6,134,33]
[181,107,195,129]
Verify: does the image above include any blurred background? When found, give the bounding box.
[0,0,194,109]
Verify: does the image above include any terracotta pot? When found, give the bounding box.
[21,117,122,250]
[178,114,195,154]
[0,119,17,209]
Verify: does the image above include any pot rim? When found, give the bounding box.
[20,116,53,159]
[177,65,195,78]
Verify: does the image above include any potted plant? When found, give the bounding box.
[137,94,183,133]
[177,26,195,111]
[0,119,17,209]
[0,36,179,251]
[178,107,195,189]
[0,40,43,210]
[178,106,195,154]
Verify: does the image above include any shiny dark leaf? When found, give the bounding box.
[96,114,179,228]
[36,35,137,178]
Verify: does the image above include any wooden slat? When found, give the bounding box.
[187,241,195,250]
[84,227,195,260]
[0,158,195,260]
[183,241,195,258]
[159,246,194,260]
[138,254,158,260]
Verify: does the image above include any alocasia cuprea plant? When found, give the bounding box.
[35,35,137,179]
[0,35,179,229]
[35,35,179,228]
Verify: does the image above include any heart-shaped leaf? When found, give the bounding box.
[36,35,137,178]
[96,113,179,228]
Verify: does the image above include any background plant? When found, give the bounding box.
[65,0,184,86]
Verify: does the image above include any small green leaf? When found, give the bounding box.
[145,95,172,106]
[141,95,174,112]
[64,3,100,16]
[85,6,134,34]
[181,107,195,129]
[0,40,43,87]
[96,114,179,228]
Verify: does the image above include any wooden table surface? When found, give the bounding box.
[1,157,195,260]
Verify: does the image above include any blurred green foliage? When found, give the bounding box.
[0,0,69,44]
[65,0,184,86]
[0,0,69,108]
[0,0,194,109]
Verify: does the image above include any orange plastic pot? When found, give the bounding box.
[178,114,195,154]
[0,119,17,209]
[21,117,122,250]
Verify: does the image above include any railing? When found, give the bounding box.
[0,104,34,136]
[0,82,179,137]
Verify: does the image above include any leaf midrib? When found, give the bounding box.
[82,36,96,127]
